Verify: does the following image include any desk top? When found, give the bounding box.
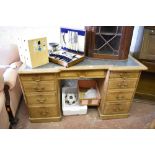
[18,55,147,74]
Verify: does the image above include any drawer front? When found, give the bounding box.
[59,71,80,78]
[59,70,105,79]
[25,91,57,106]
[28,105,59,118]
[108,78,138,89]
[104,102,130,114]
[110,72,139,79]
[106,91,134,101]
[20,74,56,81]
[85,70,105,78]
[22,81,56,92]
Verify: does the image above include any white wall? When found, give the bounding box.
[0,26,60,46]
[130,26,144,56]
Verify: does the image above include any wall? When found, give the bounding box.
[130,26,144,56]
[0,26,60,46]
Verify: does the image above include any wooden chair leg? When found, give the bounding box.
[4,85,18,127]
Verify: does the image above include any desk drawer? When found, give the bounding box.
[110,71,139,79]
[103,102,130,114]
[85,70,105,78]
[20,74,56,81]
[59,71,80,78]
[28,105,59,118]
[106,90,134,101]
[22,81,56,92]
[25,91,57,106]
[59,70,105,79]
[108,78,138,89]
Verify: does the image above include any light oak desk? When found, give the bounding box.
[18,56,147,123]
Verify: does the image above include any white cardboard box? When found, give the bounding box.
[17,35,49,68]
[62,87,87,116]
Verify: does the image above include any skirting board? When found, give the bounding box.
[98,108,129,120]
[29,116,61,123]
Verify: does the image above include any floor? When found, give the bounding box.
[14,98,155,129]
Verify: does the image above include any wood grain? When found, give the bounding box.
[18,56,146,122]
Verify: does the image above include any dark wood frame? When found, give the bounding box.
[4,84,18,128]
[85,26,134,60]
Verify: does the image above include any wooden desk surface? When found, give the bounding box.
[18,55,147,74]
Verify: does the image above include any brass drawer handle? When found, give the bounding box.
[32,76,41,81]
[37,98,46,103]
[34,87,45,92]
[78,72,86,78]
[118,106,123,111]
[116,95,125,100]
[79,76,85,78]
[113,106,123,112]
[113,107,118,112]
[117,82,128,88]
[119,73,127,78]
[40,111,49,117]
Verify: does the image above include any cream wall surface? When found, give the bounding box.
[0,26,60,46]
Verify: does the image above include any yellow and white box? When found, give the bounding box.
[17,36,49,68]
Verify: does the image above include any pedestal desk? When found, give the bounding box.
[18,56,147,123]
